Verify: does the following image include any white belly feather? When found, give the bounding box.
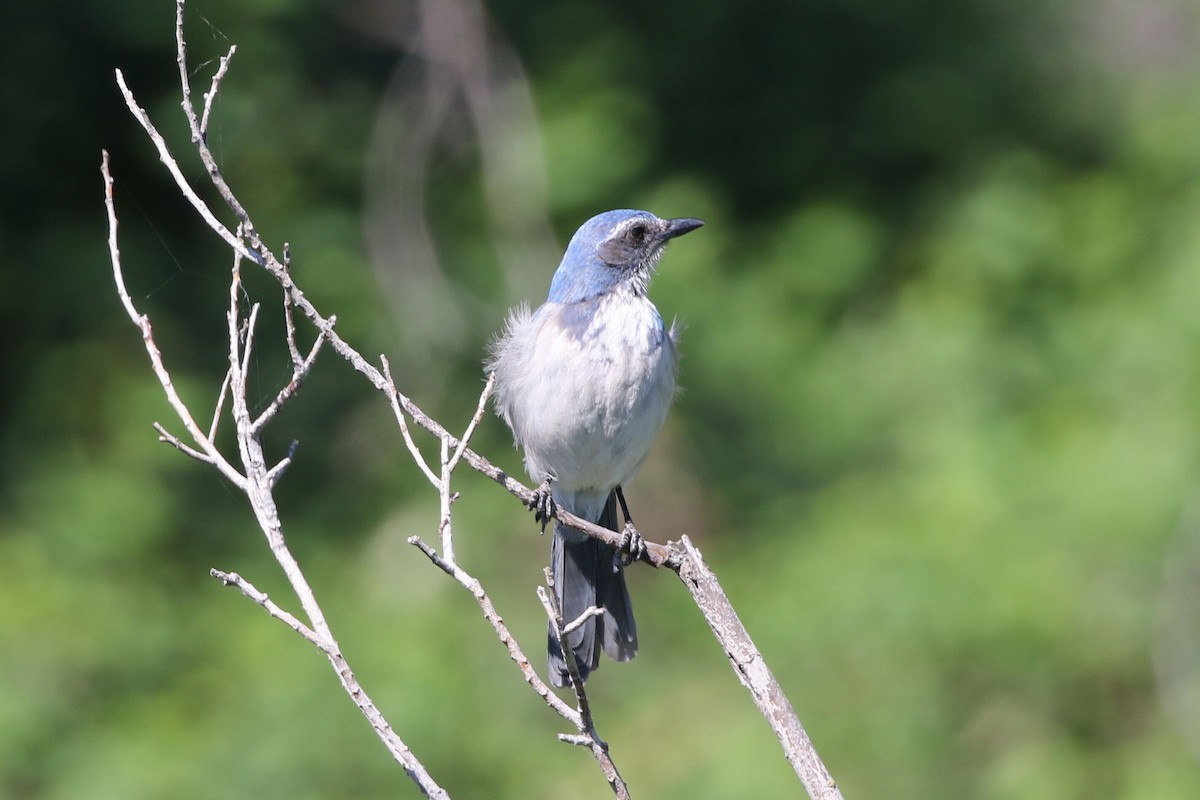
[490,291,676,519]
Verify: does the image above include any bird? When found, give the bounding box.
[486,208,703,687]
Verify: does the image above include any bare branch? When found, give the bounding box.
[538,578,592,722]
[409,535,582,726]
[438,435,456,563]
[101,10,454,796]
[114,70,258,264]
[239,303,261,382]
[200,45,236,138]
[557,733,592,747]
[252,316,329,433]
[538,582,630,800]
[249,241,331,434]
[221,249,336,640]
[267,440,299,488]
[154,422,214,464]
[282,259,304,368]
[208,368,233,442]
[431,372,494,565]
[562,605,604,637]
[673,536,843,799]
[381,355,441,488]
[211,568,328,649]
[408,535,454,575]
[101,151,246,489]
[173,0,263,250]
[213,167,448,800]
[447,372,494,474]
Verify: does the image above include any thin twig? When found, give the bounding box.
[433,373,494,564]
[115,69,258,265]
[200,45,236,138]
[211,568,328,649]
[562,605,605,637]
[101,151,246,489]
[539,575,593,721]
[282,262,304,368]
[557,733,593,747]
[208,368,233,442]
[154,422,214,464]
[239,303,260,384]
[222,250,334,641]
[438,435,456,564]
[447,372,494,474]
[409,536,582,725]
[214,153,448,800]
[538,582,630,800]
[174,0,261,243]
[252,318,329,433]
[267,440,299,488]
[112,9,453,796]
[381,355,440,488]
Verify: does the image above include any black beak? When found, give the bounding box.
[661,217,705,240]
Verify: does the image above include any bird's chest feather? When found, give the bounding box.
[572,294,673,423]
[517,293,676,489]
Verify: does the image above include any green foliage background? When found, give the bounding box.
[4,0,1200,797]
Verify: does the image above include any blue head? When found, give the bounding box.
[547,209,704,304]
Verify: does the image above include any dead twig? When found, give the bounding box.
[538,579,629,800]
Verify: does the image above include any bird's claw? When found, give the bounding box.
[614,521,646,569]
[526,477,557,533]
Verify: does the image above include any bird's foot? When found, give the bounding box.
[525,477,556,534]
[614,521,646,569]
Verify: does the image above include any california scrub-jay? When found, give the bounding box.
[486,209,703,686]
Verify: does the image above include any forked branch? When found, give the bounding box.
[103,148,449,799]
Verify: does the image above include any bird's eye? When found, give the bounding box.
[629,224,647,243]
